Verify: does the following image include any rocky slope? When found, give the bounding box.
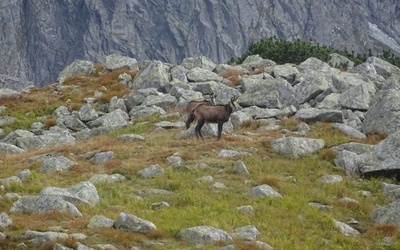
[1,0,400,86]
[1,53,400,248]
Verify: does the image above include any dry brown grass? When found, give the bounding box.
[219,69,243,87]
[365,224,398,237]
[259,175,282,188]
[364,133,389,144]
[279,117,302,131]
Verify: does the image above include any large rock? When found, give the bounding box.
[239,77,297,108]
[0,142,25,155]
[295,108,343,123]
[39,181,100,207]
[246,184,282,198]
[15,127,76,151]
[365,56,400,79]
[56,59,94,84]
[131,61,170,92]
[181,56,216,71]
[187,67,222,82]
[88,109,130,128]
[105,54,139,71]
[179,226,233,246]
[271,136,325,158]
[370,200,400,226]
[39,156,78,174]
[363,90,400,134]
[10,195,83,217]
[115,212,157,234]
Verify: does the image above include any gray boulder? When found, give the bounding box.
[0,142,25,155]
[332,123,366,139]
[370,200,400,226]
[57,59,94,84]
[271,136,324,158]
[78,104,98,122]
[365,56,400,79]
[0,116,15,127]
[239,77,297,109]
[363,90,400,134]
[108,96,127,113]
[295,108,343,123]
[338,82,376,111]
[39,181,100,207]
[171,65,188,82]
[232,160,250,176]
[181,56,216,71]
[87,215,115,229]
[88,109,129,128]
[328,53,355,70]
[241,54,276,71]
[294,76,330,104]
[24,230,86,245]
[53,106,71,118]
[137,164,164,179]
[115,212,157,234]
[0,213,12,228]
[331,142,374,155]
[246,184,282,198]
[272,63,299,84]
[382,182,400,201]
[10,195,83,217]
[187,67,222,82]
[39,156,78,174]
[179,226,233,246]
[105,54,138,71]
[1,129,35,145]
[131,61,170,91]
[316,93,341,109]
[123,91,146,111]
[332,72,370,93]
[219,149,250,158]
[89,174,127,184]
[57,115,88,132]
[143,93,178,110]
[16,127,76,151]
[90,151,114,164]
[230,111,253,130]
[117,134,145,141]
[231,225,260,241]
[129,105,166,120]
[332,219,360,236]
[0,176,22,186]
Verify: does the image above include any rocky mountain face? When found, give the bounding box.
[1,0,400,86]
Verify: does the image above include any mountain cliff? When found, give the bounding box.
[1,0,400,86]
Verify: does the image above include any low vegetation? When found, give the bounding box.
[0,69,399,249]
[230,36,400,68]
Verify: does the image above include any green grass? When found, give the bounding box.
[0,72,399,249]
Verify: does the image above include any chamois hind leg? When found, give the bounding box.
[217,123,223,140]
[186,113,195,129]
[195,118,205,140]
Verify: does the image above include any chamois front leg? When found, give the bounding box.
[217,123,223,140]
[186,114,195,129]
[195,118,206,140]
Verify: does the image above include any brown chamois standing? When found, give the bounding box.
[193,96,239,140]
[185,92,217,129]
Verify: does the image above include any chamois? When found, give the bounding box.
[193,96,239,140]
[185,92,217,129]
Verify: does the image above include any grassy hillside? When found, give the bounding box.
[0,69,398,250]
